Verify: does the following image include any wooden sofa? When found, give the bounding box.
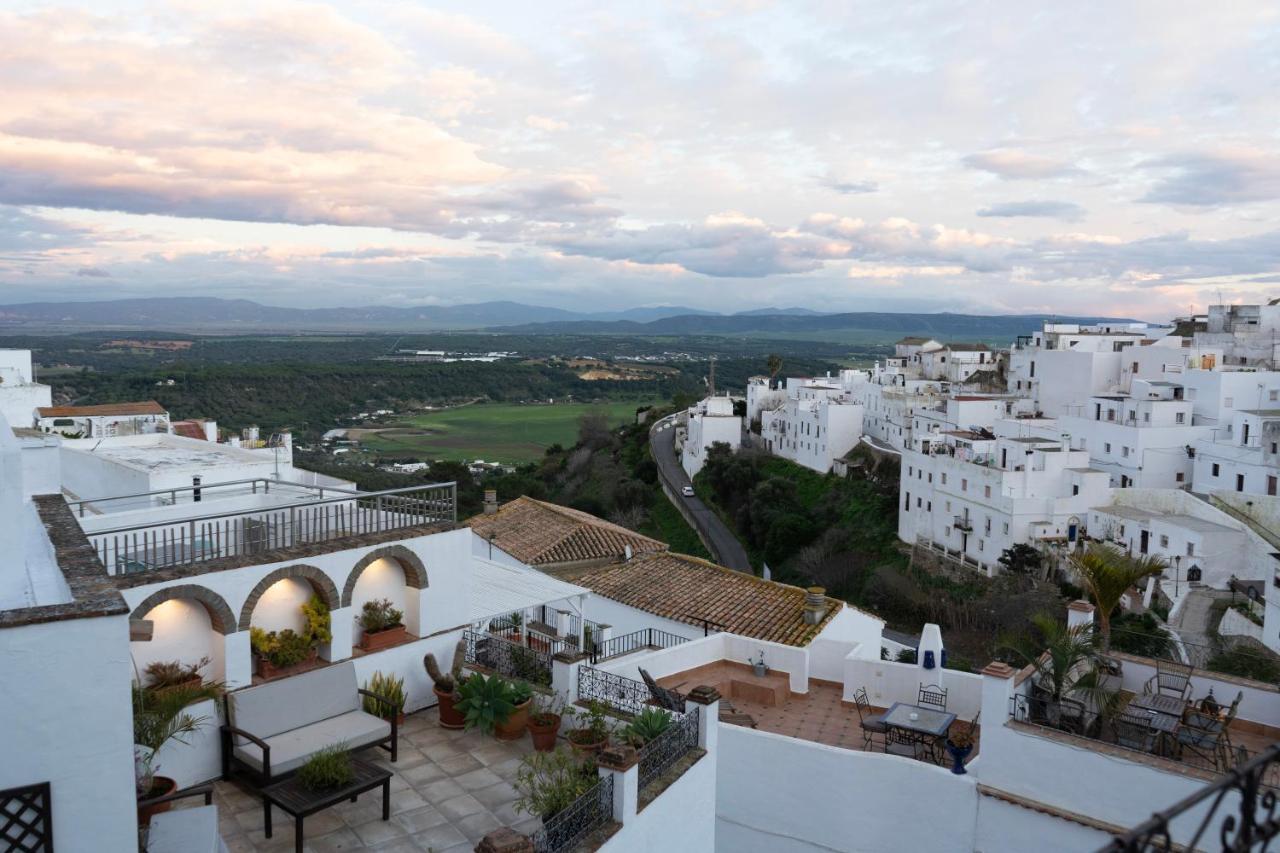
[221,661,398,785]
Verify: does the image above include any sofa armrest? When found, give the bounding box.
[139,783,215,810]
[357,689,400,762]
[357,688,400,716]
[221,724,272,779]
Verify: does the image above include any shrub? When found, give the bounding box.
[359,599,404,633]
[297,745,353,791]
[362,671,406,720]
[251,628,314,667]
[144,657,210,690]
[622,707,671,746]
[514,748,596,819]
[302,595,332,645]
[1208,647,1280,684]
[567,700,610,745]
[1109,612,1173,658]
[455,673,518,734]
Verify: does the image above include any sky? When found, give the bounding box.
[1,0,1278,319]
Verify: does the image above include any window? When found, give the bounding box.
[978,539,984,552]
[1175,412,1185,424]
[1186,542,1195,557]
[1225,397,1234,407]
[961,478,968,491]
[1176,472,1185,483]
[941,473,947,485]
[945,501,951,512]
[1072,485,1080,496]
[1271,390,1278,402]
[1105,443,1112,453]
[1237,474,1245,492]
[1159,535,1169,548]
[1122,446,1130,458]
[917,497,922,508]
[928,473,933,483]
[1212,463,1220,477]
[904,492,910,511]
[984,485,991,498]
[927,501,932,511]
[1002,522,1009,534]
[1143,412,1150,423]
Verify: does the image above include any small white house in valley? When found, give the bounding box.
[681,395,742,478]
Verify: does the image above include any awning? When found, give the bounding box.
[468,558,590,623]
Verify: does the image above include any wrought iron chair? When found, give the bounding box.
[1143,660,1193,701]
[1176,713,1227,770]
[852,688,888,750]
[884,726,933,762]
[918,683,948,712]
[639,667,687,713]
[1114,709,1160,754]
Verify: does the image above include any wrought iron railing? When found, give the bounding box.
[1102,742,1280,851]
[577,665,652,717]
[463,630,553,687]
[591,628,690,664]
[638,706,701,794]
[532,773,615,853]
[0,781,53,852]
[86,482,456,574]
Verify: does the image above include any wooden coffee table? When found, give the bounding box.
[261,758,391,853]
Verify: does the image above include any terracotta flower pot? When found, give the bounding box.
[359,624,409,652]
[528,713,562,752]
[567,731,608,757]
[137,776,177,827]
[495,698,532,741]
[435,686,465,729]
[254,648,320,681]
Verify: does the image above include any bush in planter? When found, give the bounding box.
[296,744,353,792]
[132,681,222,798]
[622,707,671,747]
[251,628,314,668]
[362,672,407,721]
[529,693,566,751]
[566,700,610,752]
[359,599,404,634]
[302,594,332,645]
[144,657,210,690]
[455,673,519,735]
[514,748,596,820]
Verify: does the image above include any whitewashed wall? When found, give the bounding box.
[842,657,983,720]
[349,557,409,644]
[132,598,221,682]
[599,752,717,853]
[1109,652,1280,726]
[598,633,812,694]
[973,794,1114,852]
[0,614,138,852]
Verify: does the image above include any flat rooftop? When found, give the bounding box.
[62,434,271,474]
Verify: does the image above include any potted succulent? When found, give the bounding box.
[297,744,354,792]
[565,699,610,756]
[133,680,221,826]
[144,657,210,692]
[496,680,534,741]
[944,726,974,775]
[362,671,407,726]
[424,639,467,729]
[358,598,408,652]
[621,707,672,747]
[528,693,566,752]
[514,748,597,826]
[455,673,518,737]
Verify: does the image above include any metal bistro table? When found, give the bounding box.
[1126,696,1184,756]
[883,702,956,761]
[261,758,391,853]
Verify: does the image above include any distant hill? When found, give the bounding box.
[0,297,1140,341]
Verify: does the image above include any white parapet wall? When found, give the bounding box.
[842,654,984,721]
[599,749,717,852]
[597,633,811,694]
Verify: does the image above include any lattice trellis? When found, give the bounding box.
[0,782,53,852]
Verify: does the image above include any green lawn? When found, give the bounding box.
[358,401,657,464]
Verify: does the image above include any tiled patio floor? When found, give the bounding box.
[181,707,538,853]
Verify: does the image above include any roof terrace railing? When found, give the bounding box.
[87,482,456,575]
[66,477,358,517]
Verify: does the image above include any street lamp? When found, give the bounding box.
[1173,555,1182,598]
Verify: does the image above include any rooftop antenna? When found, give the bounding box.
[709,355,716,397]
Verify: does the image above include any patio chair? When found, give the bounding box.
[1176,714,1227,771]
[884,726,933,762]
[1143,660,1193,702]
[1114,709,1160,754]
[852,688,888,750]
[639,667,687,713]
[918,683,948,712]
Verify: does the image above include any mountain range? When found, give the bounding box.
[0,296,1138,340]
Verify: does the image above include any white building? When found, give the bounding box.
[919,342,996,383]
[899,422,1111,575]
[37,399,171,438]
[0,349,52,429]
[681,395,742,478]
[1197,301,1280,367]
[760,380,865,473]
[1193,407,1280,497]
[909,395,1013,453]
[744,376,786,426]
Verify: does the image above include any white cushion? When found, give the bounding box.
[229,661,359,740]
[233,710,391,776]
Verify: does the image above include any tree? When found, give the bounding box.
[998,543,1043,575]
[1070,544,1167,653]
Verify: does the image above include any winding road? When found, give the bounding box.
[649,415,753,572]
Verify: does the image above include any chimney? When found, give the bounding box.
[483,489,498,515]
[803,587,827,625]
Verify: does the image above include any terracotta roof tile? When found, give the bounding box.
[465,497,666,566]
[37,400,167,418]
[575,552,846,646]
[171,421,208,440]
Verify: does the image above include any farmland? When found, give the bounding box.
[355,400,659,464]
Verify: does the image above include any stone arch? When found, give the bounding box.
[342,545,428,606]
[131,584,237,636]
[1186,565,1203,584]
[238,564,341,631]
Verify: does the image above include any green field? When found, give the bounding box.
[357,401,658,464]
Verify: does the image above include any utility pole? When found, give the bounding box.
[708,355,716,397]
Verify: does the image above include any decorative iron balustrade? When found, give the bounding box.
[1101,742,1280,852]
[532,773,614,853]
[591,628,690,664]
[86,482,456,574]
[577,665,652,717]
[0,781,53,852]
[463,630,553,687]
[638,706,701,794]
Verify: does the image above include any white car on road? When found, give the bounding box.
[681,486,695,497]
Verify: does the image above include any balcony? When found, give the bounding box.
[953,515,973,532]
[81,482,457,575]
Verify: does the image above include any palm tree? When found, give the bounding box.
[1071,543,1168,653]
[1002,613,1098,704]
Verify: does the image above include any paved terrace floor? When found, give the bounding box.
[176,707,538,853]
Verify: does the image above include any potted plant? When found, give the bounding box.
[250,628,319,679]
[143,657,210,692]
[362,671,407,726]
[944,726,974,775]
[514,748,596,826]
[621,707,672,747]
[565,699,610,756]
[425,639,467,729]
[496,680,534,741]
[133,681,221,826]
[455,673,518,736]
[358,599,407,652]
[747,650,768,678]
[528,693,566,752]
[296,744,354,792]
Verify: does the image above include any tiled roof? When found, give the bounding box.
[171,420,208,440]
[37,400,167,418]
[574,552,848,646]
[896,336,929,345]
[944,342,991,351]
[465,497,667,567]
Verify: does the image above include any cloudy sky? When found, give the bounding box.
[1,0,1278,318]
